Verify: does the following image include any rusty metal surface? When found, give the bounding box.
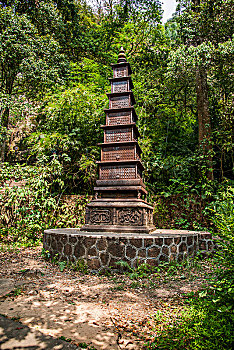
[81,47,155,233]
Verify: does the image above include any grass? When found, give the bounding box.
[143,257,234,350]
[145,295,233,350]
[103,257,234,350]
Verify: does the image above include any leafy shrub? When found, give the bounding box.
[0,161,89,246]
[210,185,234,266]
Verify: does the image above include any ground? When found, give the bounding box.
[0,245,214,350]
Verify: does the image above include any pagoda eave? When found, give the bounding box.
[94,185,148,195]
[96,179,146,188]
[106,91,136,105]
[108,76,134,89]
[86,198,153,209]
[104,106,138,119]
[100,123,141,137]
[97,159,145,171]
[98,141,142,155]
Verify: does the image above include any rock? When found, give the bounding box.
[0,279,25,298]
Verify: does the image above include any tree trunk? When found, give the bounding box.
[0,106,9,162]
[196,65,213,180]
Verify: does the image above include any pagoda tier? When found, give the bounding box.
[81,47,154,233]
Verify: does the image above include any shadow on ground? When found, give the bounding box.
[0,314,78,349]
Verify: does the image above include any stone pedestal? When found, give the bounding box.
[82,199,154,234]
[44,229,214,272]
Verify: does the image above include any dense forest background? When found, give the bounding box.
[0,0,233,245]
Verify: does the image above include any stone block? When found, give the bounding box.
[158,254,169,263]
[100,253,109,265]
[138,249,146,258]
[188,246,195,255]
[169,253,177,262]
[170,245,177,253]
[178,253,184,261]
[96,238,107,251]
[154,238,163,246]
[174,237,181,245]
[126,245,137,259]
[57,241,63,253]
[74,244,85,258]
[147,246,160,258]
[107,242,125,257]
[179,242,187,253]
[109,257,120,268]
[64,244,72,256]
[162,246,169,255]
[144,239,154,247]
[146,259,158,267]
[87,258,101,270]
[88,247,97,256]
[187,236,193,246]
[69,236,78,245]
[164,238,173,246]
[199,232,212,239]
[83,237,97,248]
[129,238,143,248]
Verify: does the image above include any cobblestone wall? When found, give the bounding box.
[43,229,214,272]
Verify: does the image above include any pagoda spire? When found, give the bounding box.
[81,47,155,234]
[117,47,127,63]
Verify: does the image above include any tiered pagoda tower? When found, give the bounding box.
[81,48,154,234]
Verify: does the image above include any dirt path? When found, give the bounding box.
[0,245,212,350]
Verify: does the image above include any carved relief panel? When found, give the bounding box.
[113,66,128,78]
[112,81,128,93]
[107,112,132,126]
[100,165,136,180]
[117,208,143,226]
[147,210,153,225]
[89,209,113,225]
[105,128,132,143]
[110,96,130,109]
[102,145,135,161]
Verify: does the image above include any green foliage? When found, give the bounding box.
[146,297,234,350]
[59,335,72,342]
[23,59,109,192]
[0,3,233,348]
[116,261,159,279]
[0,161,89,246]
[68,259,88,274]
[41,248,88,273]
[0,6,67,97]
[210,186,234,266]
[147,184,234,350]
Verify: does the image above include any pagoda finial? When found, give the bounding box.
[117,46,127,63]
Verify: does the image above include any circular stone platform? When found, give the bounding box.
[43,229,213,271]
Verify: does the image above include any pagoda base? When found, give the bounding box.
[43,229,214,272]
[80,198,155,234]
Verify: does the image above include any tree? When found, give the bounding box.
[0,6,67,161]
[171,0,234,180]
